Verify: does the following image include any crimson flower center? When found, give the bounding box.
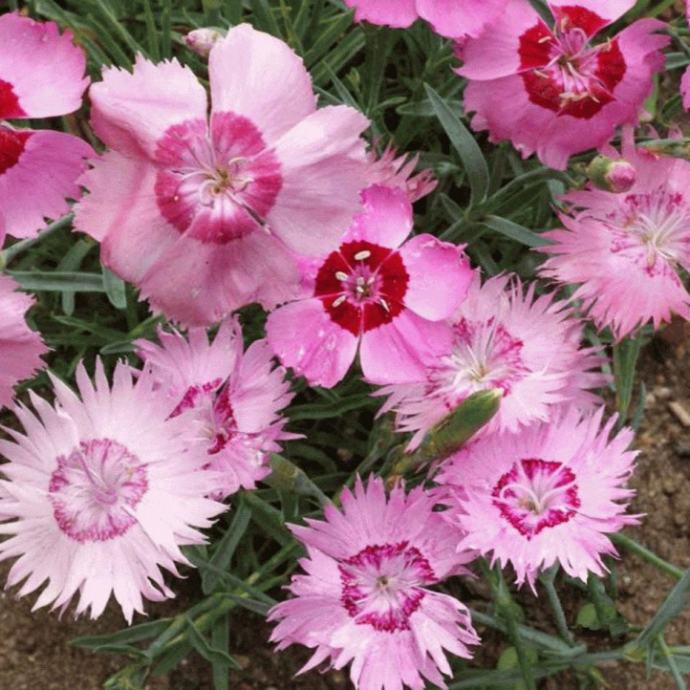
[492,458,581,540]
[0,126,31,176]
[339,542,436,632]
[314,240,409,336]
[0,78,25,119]
[518,7,626,119]
[49,439,148,543]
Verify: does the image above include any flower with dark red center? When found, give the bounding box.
[0,361,223,621]
[541,130,690,339]
[0,13,92,238]
[269,477,479,690]
[76,24,369,326]
[457,0,669,169]
[438,407,639,587]
[267,184,473,388]
[137,319,294,499]
[376,273,607,450]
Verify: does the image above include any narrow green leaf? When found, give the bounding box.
[613,334,643,421]
[103,268,128,310]
[202,501,252,594]
[482,215,553,248]
[185,617,241,670]
[9,271,106,293]
[425,84,489,205]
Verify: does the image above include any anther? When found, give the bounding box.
[379,298,390,312]
[354,250,372,261]
[335,271,349,282]
[332,295,347,308]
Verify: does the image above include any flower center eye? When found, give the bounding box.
[49,439,148,543]
[492,458,581,540]
[339,542,436,632]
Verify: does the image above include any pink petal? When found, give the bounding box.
[90,54,207,158]
[268,106,369,256]
[343,0,418,28]
[0,275,47,409]
[266,299,358,388]
[457,0,540,80]
[360,310,453,385]
[0,129,92,239]
[209,24,316,145]
[399,234,473,320]
[0,13,88,118]
[547,0,636,25]
[74,151,179,282]
[345,185,413,249]
[139,231,300,326]
[417,0,507,38]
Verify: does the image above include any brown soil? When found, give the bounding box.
[1,329,689,690]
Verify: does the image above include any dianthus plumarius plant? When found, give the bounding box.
[1,0,690,688]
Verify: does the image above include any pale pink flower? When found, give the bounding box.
[457,0,669,169]
[0,275,47,408]
[437,407,639,587]
[344,0,509,38]
[684,1,690,110]
[366,143,437,202]
[75,24,369,326]
[0,12,92,238]
[540,133,690,339]
[0,360,223,621]
[136,319,294,499]
[269,476,479,690]
[266,185,473,388]
[377,273,606,450]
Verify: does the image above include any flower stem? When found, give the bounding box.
[540,566,576,645]
[611,532,684,580]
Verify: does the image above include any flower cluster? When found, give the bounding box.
[0,3,685,690]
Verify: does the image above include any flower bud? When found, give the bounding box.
[184,28,223,58]
[586,155,636,194]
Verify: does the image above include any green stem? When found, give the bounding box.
[491,567,538,690]
[611,533,684,580]
[540,566,576,646]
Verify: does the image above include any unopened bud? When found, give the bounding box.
[184,28,223,58]
[390,389,502,476]
[586,155,636,194]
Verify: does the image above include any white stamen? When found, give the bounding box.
[354,250,372,261]
[335,271,349,282]
[379,298,390,313]
[332,295,347,308]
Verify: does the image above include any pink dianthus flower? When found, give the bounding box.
[75,24,369,325]
[269,476,479,690]
[365,143,437,203]
[266,185,473,388]
[540,132,690,339]
[436,407,639,587]
[457,0,669,169]
[137,319,294,499]
[0,12,92,238]
[377,272,606,450]
[0,361,223,621]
